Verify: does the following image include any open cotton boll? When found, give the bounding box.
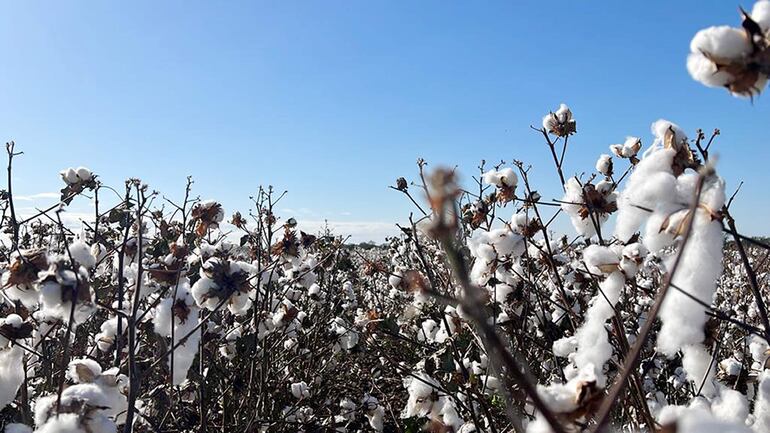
[610,136,642,159]
[75,167,93,182]
[362,394,385,431]
[542,103,576,137]
[401,372,441,418]
[681,344,717,397]
[33,360,127,430]
[536,364,597,413]
[753,0,770,31]
[658,403,752,433]
[748,335,769,369]
[753,371,770,432]
[0,338,25,412]
[290,381,310,399]
[613,147,677,242]
[711,387,749,424]
[651,119,688,148]
[561,178,614,238]
[66,358,103,383]
[595,154,613,176]
[34,406,117,433]
[582,245,620,275]
[570,271,625,387]
[3,424,32,433]
[94,316,125,353]
[656,178,724,357]
[482,167,518,188]
[69,240,97,268]
[152,278,201,385]
[691,26,750,62]
[688,52,736,88]
[329,317,359,350]
[60,168,79,185]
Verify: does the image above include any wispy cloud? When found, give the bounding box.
[13,192,60,201]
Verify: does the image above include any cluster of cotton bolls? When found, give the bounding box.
[687,0,770,97]
[518,113,770,433]
[28,358,128,433]
[59,167,95,186]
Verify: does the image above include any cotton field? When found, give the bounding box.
[2,2,770,433]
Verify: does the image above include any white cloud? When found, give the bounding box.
[13,192,60,201]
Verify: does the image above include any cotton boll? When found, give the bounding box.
[60,168,79,185]
[291,381,310,399]
[3,424,32,433]
[595,154,613,176]
[582,245,620,275]
[691,26,750,61]
[0,345,24,411]
[542,103,576,137]
[401,373,440,418]
[152,278,201,385]
[75,166,93,181]
[681,344,717,397]
[67,358,103,383]
[482,169,500,186]
[536,364,597,413]
[748,335,769,369]
[688,52,735,88]
[753,371,770,432]
[418,319,438,343]
[668,407,752,433]
[329,317,359,351]
[711,387,749,424]
[363,394,385,432]
[753,0,770,31]
[613,147,677,242]
[190,276,221,311]
[656,179,724,359]
[651,120,688,148]
[69,240,97,269]
[552,336,578,358]
[388,272,403,290]
[571,271,625,387]
[610,136,642,159]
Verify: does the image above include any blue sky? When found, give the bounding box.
[1,1,768,242]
